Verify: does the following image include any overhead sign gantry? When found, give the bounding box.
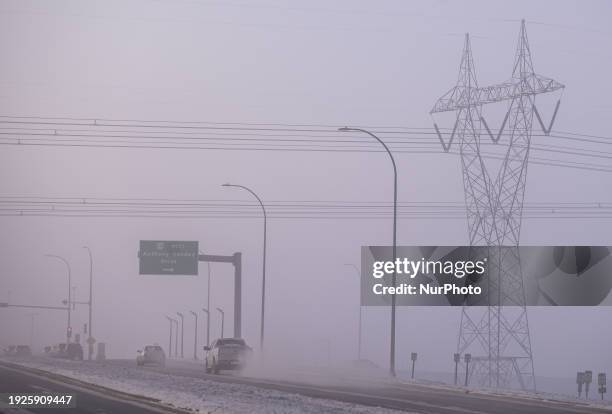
[138,240,242,338]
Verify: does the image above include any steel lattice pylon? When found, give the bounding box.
[431,20,564,390]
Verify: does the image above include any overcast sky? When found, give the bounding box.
[0,0,611,384]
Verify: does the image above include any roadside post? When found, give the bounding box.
[464,353,471,387]
[410,352,417,379]
[577,372,585,398]
[454,353,460,385]
[585,370,593,399]
[599,373,607,401]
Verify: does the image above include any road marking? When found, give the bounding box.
[0,363,187,414]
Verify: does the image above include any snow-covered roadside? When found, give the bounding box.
[393,377,612,411]
[467,387,612,411]
[1,357,413,414]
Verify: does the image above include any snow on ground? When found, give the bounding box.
[1,357,413,414]
[466,387,612,411]
[393,377,612,411]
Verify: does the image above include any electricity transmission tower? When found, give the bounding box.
[431,20,564,390]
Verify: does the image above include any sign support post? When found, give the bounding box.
[198,253,241,338]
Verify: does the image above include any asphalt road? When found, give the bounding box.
[0,363,184,414]
[132,358,609,414]
[1,358,610,414]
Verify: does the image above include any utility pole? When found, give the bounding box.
[216,307,224,339]
[344,263,362,361]
[189,310,198,360]
[176,312,184,358]
[339,127,397,377]
[222,183,267,350]
[83,246,94,361]
[45,254,72,344]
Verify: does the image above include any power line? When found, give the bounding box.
[1,116,611,172]
[1,115,611,140]
[1,197,610,220]
[2,140,610,172]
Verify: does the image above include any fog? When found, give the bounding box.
[1,0,611,385]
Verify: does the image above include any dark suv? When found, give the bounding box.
[65,343,84,360]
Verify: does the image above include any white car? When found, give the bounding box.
[203,338,252,374]
[137,345,166,367]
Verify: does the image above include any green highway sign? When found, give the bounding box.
[139,240,199,275]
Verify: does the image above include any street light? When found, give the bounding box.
[45,254,72,344]
[344,263,362,361]
[176,312,184,358]
[82,246,94,361]
[199,254,212,348]
[339,126,398,377]
[216,307,225,339]
[172,318,178,358]
[27,313,38,349]
[222,183,266,350]
[165,316,174,358]
[202,307,210,346]
[189,310,198,360]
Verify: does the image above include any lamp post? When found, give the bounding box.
[45,254,72,344]
[27,313,38,349]
[339,127,398,377]
[165,316,174,358]
[222,183,266,350]
[82,246,94,360]
[198,256,211,348]
[344,263,362,361]
[202,307,210,346]
[176,312,184,358]
[216,307,225,339]
[173,318,178,358]
[189,310,198,360]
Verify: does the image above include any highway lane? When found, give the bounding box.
[126,358,609,414]
[2,358,610,414]
[0,362,186,414]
